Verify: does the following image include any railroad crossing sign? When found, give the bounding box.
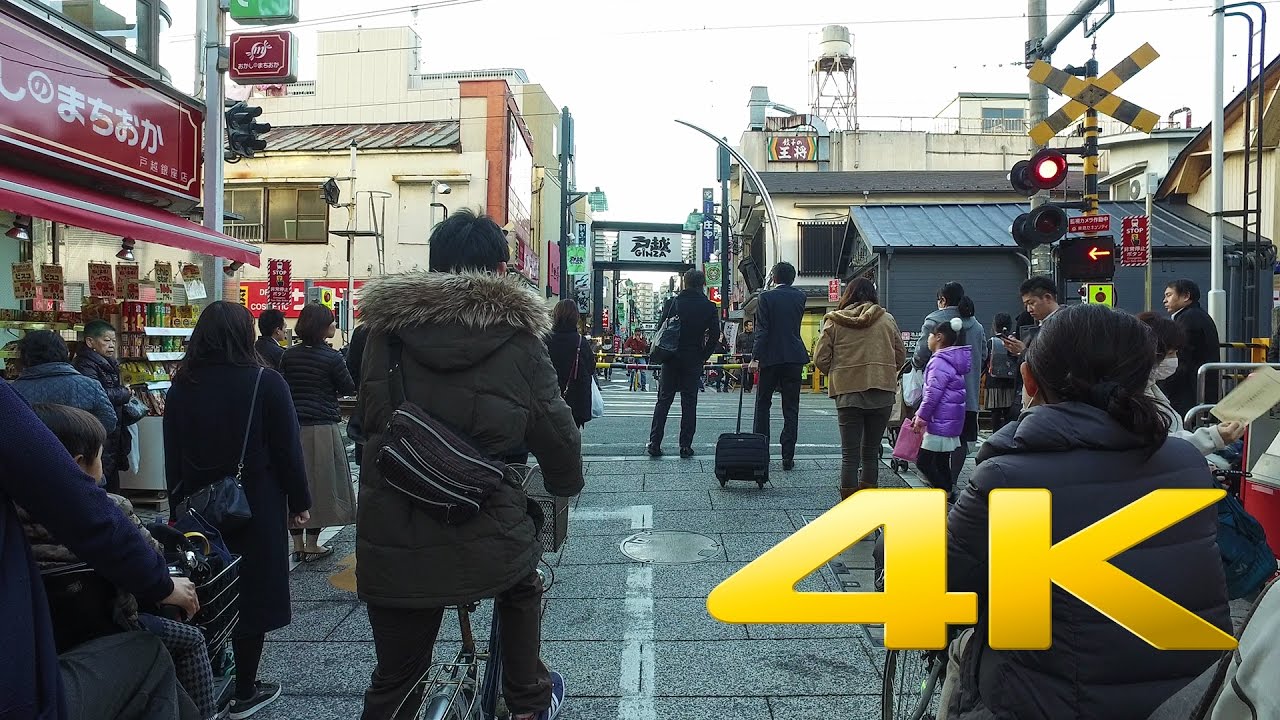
[1027,43,1162,145]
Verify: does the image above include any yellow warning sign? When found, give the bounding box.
[1085,283,1115,308]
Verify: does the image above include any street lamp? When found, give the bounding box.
[431,180,451,228]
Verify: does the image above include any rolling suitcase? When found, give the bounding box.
[714,374,770,488]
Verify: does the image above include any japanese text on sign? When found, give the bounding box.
[11,262,35,300]
[1068,215,1111,234]
[40,264,64,304]
[619,231,682,262]
[267,259,292,310]
[0,9,202,201]
[1121,215,1151,267]
[768,136,817,162]
[702,188,716,263]
[88,262,115,299]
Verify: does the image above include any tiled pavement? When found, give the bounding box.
[255,453,915,720]
[249,448,1252,720]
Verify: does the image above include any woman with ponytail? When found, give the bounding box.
[939,304,1231,720]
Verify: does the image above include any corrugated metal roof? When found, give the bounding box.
[754,170,1093,195]
[263,121,460,152]
[850,201,1264,251]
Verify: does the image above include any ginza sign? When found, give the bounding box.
[619,232,682,263]
[0,9,202,203]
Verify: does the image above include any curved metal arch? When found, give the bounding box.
[674,120,780,262]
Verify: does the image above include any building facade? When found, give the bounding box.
[223,26,574,319]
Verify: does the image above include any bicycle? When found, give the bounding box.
[881,646,946,720]
[405,464,562,720]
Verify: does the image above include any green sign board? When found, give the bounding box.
[230,0,300,25]
[706,262,722,286]
[567,245,587,275]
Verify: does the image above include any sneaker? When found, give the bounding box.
[782,459,795,471]
[228,682,281,720]
[680,447,695,458]
[540,671,566,720]
[646,443,663,458]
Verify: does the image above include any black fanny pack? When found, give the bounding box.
[374,335,507,524]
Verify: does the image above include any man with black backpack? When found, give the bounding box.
[351,209,583,720]
[647,270,720,458]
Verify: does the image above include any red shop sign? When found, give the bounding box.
[229,31,298,85]
[240,280,366,319]
[0,8,203,204]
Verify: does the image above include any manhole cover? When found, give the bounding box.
[620,530,721,564]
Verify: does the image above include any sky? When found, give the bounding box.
[159,0,1268,287]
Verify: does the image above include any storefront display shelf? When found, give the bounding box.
[0,321,84,332]
[142,327,194,337]
[145,352,185,361]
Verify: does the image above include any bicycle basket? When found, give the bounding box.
[514,465,568,554]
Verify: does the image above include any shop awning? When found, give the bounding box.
[0,166,261,267]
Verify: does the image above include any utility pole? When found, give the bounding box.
[718,142,731,320]
[1210,0,1227,339]
[202,0,227,301]
[1027,0,1048,200]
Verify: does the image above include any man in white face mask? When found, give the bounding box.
[1138,312,1245,456]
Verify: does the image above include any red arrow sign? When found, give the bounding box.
[1088,247,1112,260]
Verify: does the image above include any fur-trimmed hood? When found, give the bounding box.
[826,302,885,330]
[356,271,553,372]
[358,271,552,337]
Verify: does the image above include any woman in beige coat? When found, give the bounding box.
[814,278,906,499]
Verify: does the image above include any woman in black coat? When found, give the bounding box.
[941,304,1232,720]
[545,300,596,429]
[163,301,312,719]
[73,320,133,492]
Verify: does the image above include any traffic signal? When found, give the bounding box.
[1057,235,1115,281]
[1009,148,1071,249]
[1011,205,1069,250]
[226,101,271,159]
[1009,149,1069,195]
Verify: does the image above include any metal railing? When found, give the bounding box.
[224,223,263,244]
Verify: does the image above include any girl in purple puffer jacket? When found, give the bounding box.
[910,311,972,498]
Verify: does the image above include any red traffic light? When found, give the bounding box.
[1011,204,1069,250]
[1009,149,1069,196]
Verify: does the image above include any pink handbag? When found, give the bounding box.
[892,419,924,463]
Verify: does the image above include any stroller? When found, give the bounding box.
[885,361,917,473]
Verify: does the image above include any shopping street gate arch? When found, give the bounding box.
[588,221,695,339]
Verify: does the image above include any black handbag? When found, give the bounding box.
[174,368,261,533]
[374,335,507,525]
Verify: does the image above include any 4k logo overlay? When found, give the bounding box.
[706,489,1238,651]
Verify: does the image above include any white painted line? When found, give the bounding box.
[567,505,653,530]
[618,565,656,720]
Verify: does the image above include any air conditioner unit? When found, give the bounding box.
[1127,178,1146,201]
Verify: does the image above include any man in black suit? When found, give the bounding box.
[648,270,720,458]
[749,262,810,470]
[1160,279,1221,417]
[255,308,287,369]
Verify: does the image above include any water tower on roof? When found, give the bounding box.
[810,25,857,132]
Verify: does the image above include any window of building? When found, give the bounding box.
[981,107,1026,133]
[797,223,844,277]
[35,1,168,66]
[222,187,329,244]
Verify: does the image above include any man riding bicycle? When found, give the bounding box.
[352,209,584,720]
